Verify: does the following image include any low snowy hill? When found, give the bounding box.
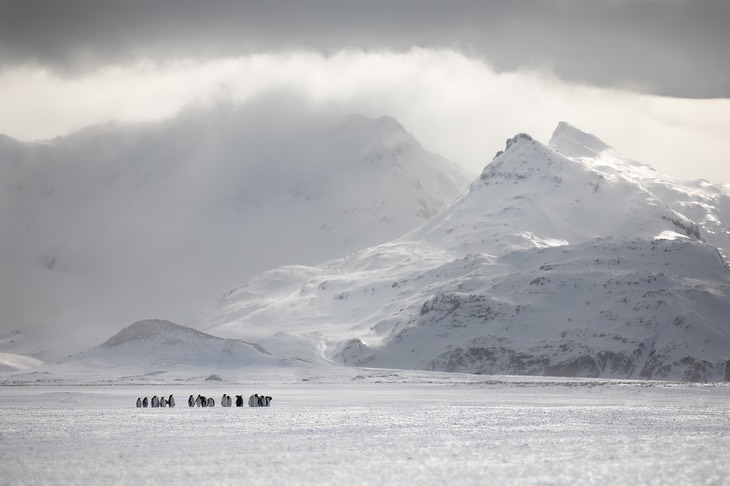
[206,124,730,382]
[1,319,362,384]
[71,319,270,365]
[0,105,469,358]
[49,319,283,379]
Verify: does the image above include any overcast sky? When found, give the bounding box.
[1,0,729,181]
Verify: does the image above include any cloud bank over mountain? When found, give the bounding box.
[2,0,728,98]
[1,2,729,183]
[0,105,468,358]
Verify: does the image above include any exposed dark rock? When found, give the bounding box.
[545,356,599,378]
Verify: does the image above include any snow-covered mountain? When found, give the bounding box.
[1,319,307,384]
[0,105,470,359]
[205,123,730,382]
[55,319,283,375]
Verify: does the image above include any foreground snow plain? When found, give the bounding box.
[2,370,729,485]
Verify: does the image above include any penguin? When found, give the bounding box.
[257,394,264,407]
[248,394,256,407]
[188,395,195,407]
[200,395,207,407]
[168,395,175,408]
[151,396,159,408]
[264,396,272,407]
[142,397,148,407]
[235,395,243,407]
[160,396,167,407]
[136,398,142,408]
[207,397,215,407]
[227,394,233,407]
[221,394,227,407]
[196,395,202,407]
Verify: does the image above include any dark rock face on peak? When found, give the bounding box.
[492,132,534,160]
[505,133,533,150]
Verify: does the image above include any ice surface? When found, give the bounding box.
[1,373,728,485]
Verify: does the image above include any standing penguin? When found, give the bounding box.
[160,396,167,407]
[227,395,233,407]
[235,395,243,407]
[188,395,195,407]
[207,397,215,407]
[168,395,175,408]
[196,395,202,407]
[248,394,256,407]
[151,396,160,408]
[264,396,272,407]
[142,397,148,407]
[136,398,142,408]
[221,394,228,407]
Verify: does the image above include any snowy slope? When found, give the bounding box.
[0,106,469,358]
[549,121,730,259]
[206,124,730,381]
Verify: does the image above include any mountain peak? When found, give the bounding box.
[492,133,534,160]
[549,121,612,158]
[480,131,561,186]
[101,319,209,348]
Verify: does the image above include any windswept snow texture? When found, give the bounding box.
[207,123,730,382]
[0,106,469,358]
[0,377,728,485]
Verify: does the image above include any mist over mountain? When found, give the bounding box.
[0,103,470,360]
[205,123,730,382]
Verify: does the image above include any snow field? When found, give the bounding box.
[1,380,728,485]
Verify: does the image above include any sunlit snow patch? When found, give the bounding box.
[0,353,43,372]
[655,230,690,240]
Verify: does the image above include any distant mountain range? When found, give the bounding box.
[4,115,730,382]
[204,122,730,382]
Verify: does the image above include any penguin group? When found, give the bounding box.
[248,393,273,407]
[136,394,175,408]
[136,393,271,407]
[187,394,216,407]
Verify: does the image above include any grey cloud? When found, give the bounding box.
[1,0,729,98]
